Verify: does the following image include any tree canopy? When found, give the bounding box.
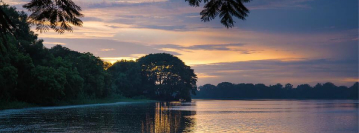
[137,53,197,101]
[0,5,110,105]
[107,60,142,97]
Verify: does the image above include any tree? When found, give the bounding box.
[0,2,15,38]
[29,66,66,105]
[199,84,217,91]
[296,84,311,98]
[284,83,293,90]
[107,60,142,97]
[138,53,197,101]
[0,5,35,102]
[0,4,110,104]
[74,52,111,98]
[349,82,358,99]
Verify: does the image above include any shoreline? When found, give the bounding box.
[2,98,357,111]
[192,98,359,101]
[0,98,156,111]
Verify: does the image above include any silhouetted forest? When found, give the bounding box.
[0,5,197,106]
[193,82,358,99]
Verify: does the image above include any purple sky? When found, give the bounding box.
[5,0,358,87]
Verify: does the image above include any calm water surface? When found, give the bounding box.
[0,100,357,132]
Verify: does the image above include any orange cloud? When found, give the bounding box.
[43,42,66,45]
[342,78,359,82]
[100,48,115,52]
[196,73,218,78]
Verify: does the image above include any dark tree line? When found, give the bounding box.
[0,5,111,105]
[0,5,197,106]
[193,82,358,99]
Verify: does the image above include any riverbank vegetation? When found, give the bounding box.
[193,82,358,99]
[0,5,197,109]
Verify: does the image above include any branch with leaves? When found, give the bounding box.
[23,0,84,34]
[186,0,251,28]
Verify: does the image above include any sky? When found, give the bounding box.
[4,0,358,87]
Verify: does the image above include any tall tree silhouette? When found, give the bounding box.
[138,53,197,101]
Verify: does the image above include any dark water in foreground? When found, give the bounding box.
[0,100,358,132]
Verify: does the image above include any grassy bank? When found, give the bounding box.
[0,95,155,110]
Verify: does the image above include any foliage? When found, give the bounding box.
[107,60,142,97]
[0,6,198,108]
[75,52,111,98]
[29,66,67,105]
[107,54,198,101]
[137,53,197,101]
[0,6,110,106]
[193,0,251,28]
[194,82,359,99]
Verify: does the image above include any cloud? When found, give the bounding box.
[41,38,181,57]
[85,0,168,9]
[196,73,218,78]
[101,57,137,64]
[247,0,314,10]
[156,43,245,50]
[100,48,115,51]
[154,43,257,55]
[2,0,28,6]
[43,41,66,46]
[342,78,359,82]
[82,17,103,21]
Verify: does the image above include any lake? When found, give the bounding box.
[0,100,357,132]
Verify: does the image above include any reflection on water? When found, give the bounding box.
[141,102,195,133]
[0,102,196,132]
[0,100,357,133]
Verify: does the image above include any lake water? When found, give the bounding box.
[0,100,357,132]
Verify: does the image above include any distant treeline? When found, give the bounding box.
[0,5,196,106]
[193,82,358,99]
